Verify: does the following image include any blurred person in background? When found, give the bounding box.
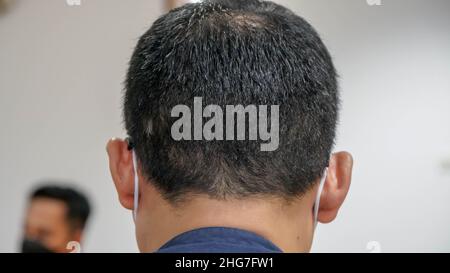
[20,185,91,253]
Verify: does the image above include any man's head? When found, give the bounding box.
[21,185,91,253]
[108,0,352,252]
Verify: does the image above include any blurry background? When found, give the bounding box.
[0,0,449,252]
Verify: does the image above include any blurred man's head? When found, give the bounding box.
[21,185,91,253]
[108,0,352,252]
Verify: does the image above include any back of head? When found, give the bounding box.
[124,0,339,203]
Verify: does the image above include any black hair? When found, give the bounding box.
[30,185,91,230]
[124,0,339,203]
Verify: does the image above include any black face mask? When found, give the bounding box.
[21,238,53,253]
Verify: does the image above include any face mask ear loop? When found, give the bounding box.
[313,168,328,230]
[132,151,139,222]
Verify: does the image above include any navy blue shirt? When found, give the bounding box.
[156,227,283,253]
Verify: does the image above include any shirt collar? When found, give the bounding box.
[157,227,283,253]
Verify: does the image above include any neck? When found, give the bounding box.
[137,186,316,253]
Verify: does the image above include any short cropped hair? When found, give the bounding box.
[124,0,339,203]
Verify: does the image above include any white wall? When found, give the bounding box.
[0,0,449,252]
[0,0,163,252]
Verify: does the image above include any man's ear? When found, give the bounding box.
[317,151,353,223]
[106,138,135,210]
